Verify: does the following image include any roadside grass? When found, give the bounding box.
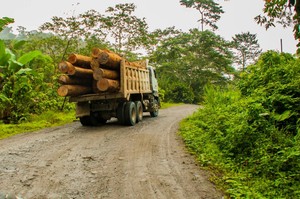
[0,110,75,140]
[160,102,184,109]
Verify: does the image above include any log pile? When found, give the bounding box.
[57,48,146,97]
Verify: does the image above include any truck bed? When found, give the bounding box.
[70,59,152,102]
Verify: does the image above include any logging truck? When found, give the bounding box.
[57,48,160,126]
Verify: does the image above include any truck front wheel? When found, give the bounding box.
[150,99,159,117]
[124,101,137,126]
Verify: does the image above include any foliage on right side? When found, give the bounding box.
[179,51,300,198]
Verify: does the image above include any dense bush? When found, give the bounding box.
[180,51,300,198]
[0,39,70,123]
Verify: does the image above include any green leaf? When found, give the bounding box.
[0,40,5,57]
[0,17,14,31]
[273,110,292,122]
[12,40,26,50]
[15,68,32,75]
[8,59,23,72]
[17,50,42,65]
[0,42,12,66]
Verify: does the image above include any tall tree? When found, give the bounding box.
[104,3,149,53]
[232,32,262,71]
[146,26,182,54]
[180,0,224,31]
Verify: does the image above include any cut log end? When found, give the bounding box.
[58,61,73,73]
[90,59,100,70]
[93,68,119,81]
[57,85,92,97]
[57,86,69,97]
[67,53,92,68]
[97,78,120,92]
[99,52,110,64]
[57,74,92,86]
[91,48,103,58]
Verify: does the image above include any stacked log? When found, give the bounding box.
[57,54,93,97]
[57,48,147,97]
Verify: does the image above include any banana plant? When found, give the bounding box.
[0,39,43,122]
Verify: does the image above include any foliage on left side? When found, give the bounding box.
[0,18,70,123]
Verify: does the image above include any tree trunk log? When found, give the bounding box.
[91,48,104,58]
[98,51,122,70]
[68,53,92,68]
[96,78,120,92]
[93,68,119,81]
[68,66,93,79]
[57,85,92,97]
[57,74,92,86]
[90,58,101,70]
[58,61,73,73]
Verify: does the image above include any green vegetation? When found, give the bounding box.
[160,102,184,109]
[180,51,300,198]
[153,29,234,103]
[1,2,300,197]
[0,110,75,140]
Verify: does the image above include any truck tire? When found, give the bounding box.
[124,101,137,126]
[79,116,92,126]
[135,101,143,123]
[150,99,159,117]
[117,102,126,125]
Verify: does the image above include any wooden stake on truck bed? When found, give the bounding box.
[57,85,92,97]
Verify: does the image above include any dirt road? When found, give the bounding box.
[0,105,222,199]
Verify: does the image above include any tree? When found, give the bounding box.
[38,10,110,62]
[180,0,224,31]
[104,3,149,53]
[154,29,234,102]
[255,0,300,51]
[232,32,262,71]
[146,26,182,54]
[0,17,14,32]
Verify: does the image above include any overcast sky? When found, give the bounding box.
[1,0,297,53]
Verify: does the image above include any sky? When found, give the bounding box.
[0,0,297,54]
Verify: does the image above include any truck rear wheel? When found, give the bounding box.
[124,101,137,126]
[79,112,107,126]
[79,116,92,126]
[117,102,126,125]
[135,101,143,123]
